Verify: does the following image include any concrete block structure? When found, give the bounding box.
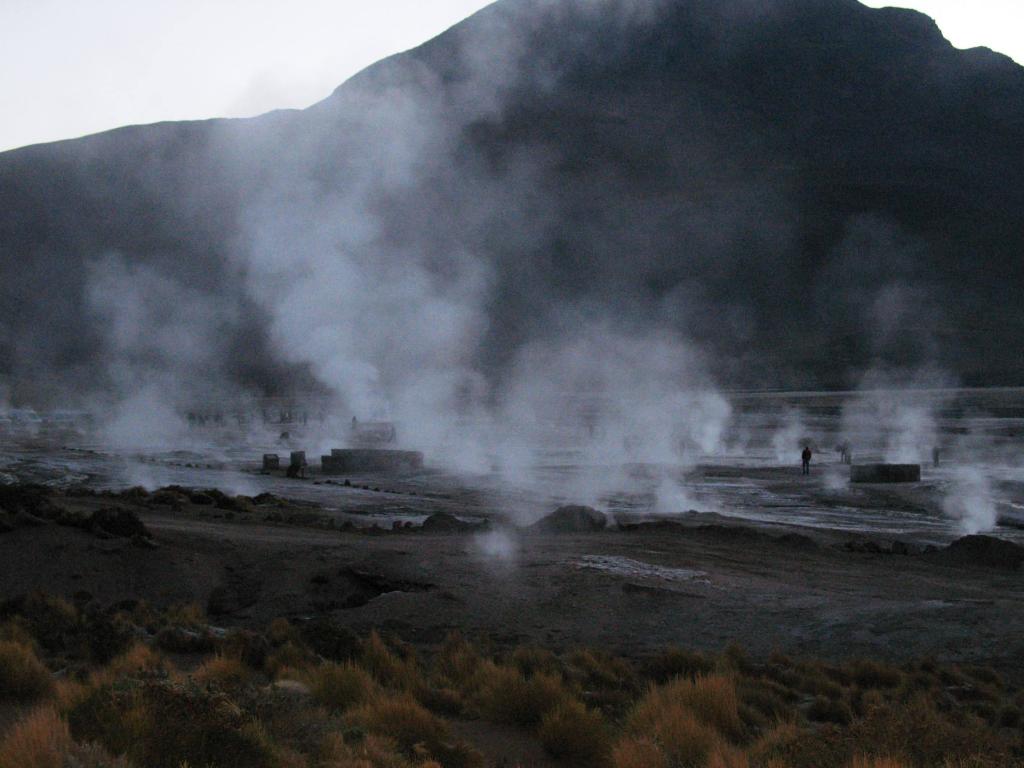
[850,463,921,483]
[320,449,424,474]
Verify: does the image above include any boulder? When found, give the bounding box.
[531,505,607,533]
[933,535,1024,570]
[88,508,149,539]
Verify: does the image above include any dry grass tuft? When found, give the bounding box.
[630,674,743,741]
[268,617,300,646]
[192,653,251,688]
[611,737,669,768]
[103,641,169,680]
[646,646,716,683]
[433,633,484,688]
[346,692,450,753]
[164,602,205,629]
[846,758,909,768]
[0,707,72,768]
[266,640,317,678]
[472,662,569,726]
[308,661,380,712]
[538,698,611,765]
[0,639,53,702]
[362,631,421,691]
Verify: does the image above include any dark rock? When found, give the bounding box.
[843,540,887,554]
[0,512,14,533]
[15,510,49,527]
[88,508,149,538]
[775,532,818,550]
[155,626,215,653]
[188,492,215,506]
[890,540,916,555]
[132,534,160,549]
[530,505,607,533]
[932,535,1024,570]
[420,512,483,533]
[299,618,361,662]
[207,586,233,616]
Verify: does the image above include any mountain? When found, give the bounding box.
[1,0,1022,410]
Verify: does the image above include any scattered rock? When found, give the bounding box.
[842,540,887,554]
[150,490,183,507]
[155,626,215,653]
[530,505,607,533]
[420,513,483,533]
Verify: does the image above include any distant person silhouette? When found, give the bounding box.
[801,445,812,475]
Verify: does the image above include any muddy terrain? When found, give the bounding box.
[1,481,1021,680]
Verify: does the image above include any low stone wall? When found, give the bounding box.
[320,449,424,474]
[850,463,921,483]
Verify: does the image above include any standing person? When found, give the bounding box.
[801,445,812,475]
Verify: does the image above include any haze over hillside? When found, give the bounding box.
[1,0,1022,419]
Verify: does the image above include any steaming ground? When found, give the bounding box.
[2,388,1023,669]
[5,388,1023,543]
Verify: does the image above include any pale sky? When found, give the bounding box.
[0,0,1020,153]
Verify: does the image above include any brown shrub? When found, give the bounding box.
[510,644,560,677]
[645,646,715,683]
[346,693,449,753]
[68,679,273,768]
[0,639,53,702]
[848,660,902,690]
[432,632,483,689]
[164,602,205,629]
[567,648,635,691]
[193,653,252,689]
[103,641,169,680]
[611,737,668,768]
[266,640,317,678]
[473,662,569,726]
[308,662,379,712]
[362,632,421,691]
[630,674,743,742]
[808,695,853,726]
[0,707,72,768]
[268,617,300,646]
[538,699,610,765]
[846,758,909,768]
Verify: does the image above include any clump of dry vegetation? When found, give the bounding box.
[0,592,1020,768]
[0,639,54,702]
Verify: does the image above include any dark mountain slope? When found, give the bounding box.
[0,0,1022,407]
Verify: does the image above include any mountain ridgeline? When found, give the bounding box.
[1,0,1022,408]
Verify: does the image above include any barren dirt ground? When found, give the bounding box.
[2,480,1022,680]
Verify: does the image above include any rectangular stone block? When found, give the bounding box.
[320,449,424,474]
[850,463,921,483]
